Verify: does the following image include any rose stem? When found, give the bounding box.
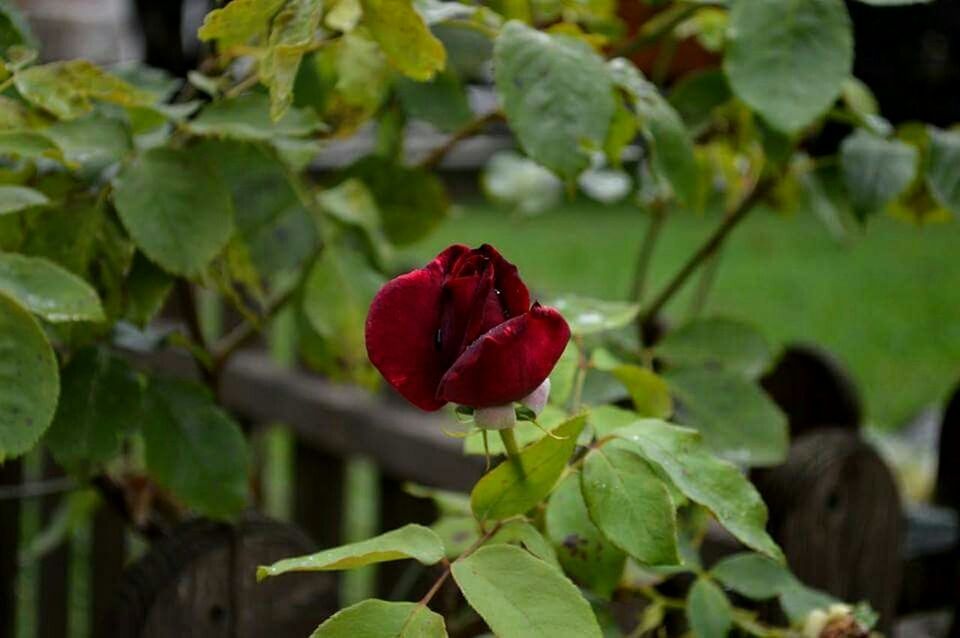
[498,429,526,479]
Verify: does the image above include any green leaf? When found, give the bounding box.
[361,0,446,81]
[342,156,448,245]
[669,70,732,133]
[15,60,153,119]
[431,515,478,558]
[310,599,448,637]
[303,245,384,368]
[609,58,698,206]
[582,444,678,565]
[113,64,182,102]
[193,139,316,277]
[545,472,625,598]
[395,71,473,132]
[614,419,783,561]
[925,126,960,218]
[142,378,249,520]
[319,178,392,264]
[0,0,36,55]
[44,348,141,475]
[549,295,640,336]
[197,0,286,47]
[451,544,603,638]
[724,0,853,133]
[0,291,58,462]
[610,365,673,418]
[112,147,235,276]
[780,585,837,624]
[189,93,324,141]
[0,185,48,215]
[657,317,772,379]
[687,578,732,638]
[710,552,793,599]
[44,115,132,174]
[405,483,471,516]
[470,414,586,520]
[495,21,615,179]
[588,404,637,438]
[0,131,63,162]
[710,551,837,622]
[261,0,324,120]
[603,95,638,167]
[124,252,173,327]
[488,519,560,569]
[0,252,104,322]
[258,524,445,579]
[840,129,918,221]
[665,367,787,467]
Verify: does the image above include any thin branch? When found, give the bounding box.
[417,564,451,606]
[176,281,219,389]
[631,202,667,304]
[417,110,503,171]
[0,477,76,500]
[224,72,261,99]
[210,284,300,375]
[414,519,507,611]
[638,178,774,326]
[686,245,723,320]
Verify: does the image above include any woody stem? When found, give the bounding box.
[498,429,525,478]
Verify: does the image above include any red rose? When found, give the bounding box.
[365,244,571,411]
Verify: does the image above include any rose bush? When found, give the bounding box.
[365,244,569,413]
[1,0,950,632]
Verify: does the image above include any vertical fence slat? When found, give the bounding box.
[293,443,344,550]
[376,476,438,600]
[37,456,69,638]
[90,504,128,636]
[0,460,22,638]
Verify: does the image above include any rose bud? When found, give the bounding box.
[365,244,570,413]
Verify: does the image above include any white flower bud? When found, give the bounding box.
[521,378,551,416]
[474,404,517,430]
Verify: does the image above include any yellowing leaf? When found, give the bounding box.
[325,0,362,31]
[197,0,286,47]
[14,61,153,119]
[261,0,324,120]
[361,0,446,80]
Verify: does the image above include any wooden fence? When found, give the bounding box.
[1,345,958,637]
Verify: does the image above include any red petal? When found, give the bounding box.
[478,244,530,318]
[365,245,468,410]
[437,304,570,407]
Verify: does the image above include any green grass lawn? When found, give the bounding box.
[407,199,960,430]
